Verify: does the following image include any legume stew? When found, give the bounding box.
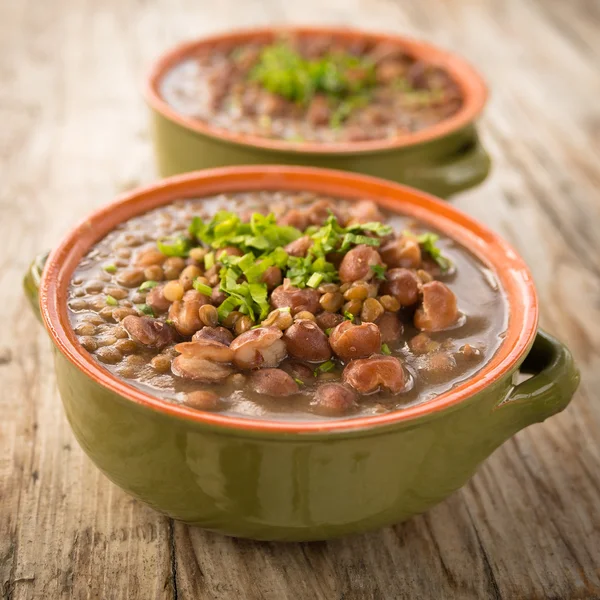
[68,192,507,420]
[160,33,463,143]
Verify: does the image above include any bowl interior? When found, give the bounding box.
[145,26,488,155]
[40,166,537,433]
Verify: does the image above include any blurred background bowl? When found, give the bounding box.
[145,26,491,198]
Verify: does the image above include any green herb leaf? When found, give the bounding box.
[314,360,336,376]
[381,343,392,355]
[371,264,387,281]
[324,328,333,336]
[136,303,155,317]
[139,280,159,291]
[343,311,355,322]
[294,378,305,386]
[204,252,215,270]
[250,42,376,106]
[105,295,118,306]
[103,264,117,274]
[306,272,324,289]
[193,280,213,297]
[415,232,452,272]
[157,235,191,257]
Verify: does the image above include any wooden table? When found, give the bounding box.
[2,0,599,598]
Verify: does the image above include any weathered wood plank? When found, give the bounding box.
[1,0,598,598]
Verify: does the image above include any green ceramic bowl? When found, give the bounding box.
[25,167,578,541]
[145,27,491,198]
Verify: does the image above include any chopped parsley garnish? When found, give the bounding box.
[157,208,411,327]
[105,295,118,306]
[314,360,336,376]
[324,328,333,336]
[103,264,117,274]
[381,343,392,355]
[371,264,387,281]
[157,235,191,257]
[250,42,376,107]
[139,280,159,291]
[294,378,305,386]
[343,310,355,321]
[414,232,452,272]
[193,280,213,297]
[136,304,155,317]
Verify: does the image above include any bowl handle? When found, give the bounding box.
[494,329,580,430]
[23,251,49,323]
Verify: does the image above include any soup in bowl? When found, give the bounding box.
[146,27,491,197]
[25,167,579,541]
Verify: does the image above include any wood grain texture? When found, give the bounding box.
[1,0,598,598]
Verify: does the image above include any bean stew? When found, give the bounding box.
[160,33,463,143]
[68,192,507,420]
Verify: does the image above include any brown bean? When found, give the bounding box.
[198,304,219,328]
[114,339,137,354]
[112,307,137,321]
[84,280,105,293]
[329,321,381,362]
[319,292,344,312]
[284,236,313,257]
[230,327,287,370]
[104,287,129,300]
[163,257,186,280]
[315,311,345,332]
[261,308,294,330]
[408,332,440,355]
[144,265,164,281]
[312,384,357,416]
[234,316,254,335]
[135,248,166,267]
[414,281,459,331]
[95,346,123,364]
[379,295,400,312]
[278,209,310,231]
[380,238,422,269]
[271,285,321,315]
[248,369,299,397]
[145,285,172,314]
[192,326,234,346]
[222,311,243,329]
[375,312,403,344]
[283,320,332,362]
[261,266,283,290]
[281,361,314,385]
[343,356,406,394]
[343,283,370,301]
[211,287,227,306]
[122,315,175,349]
[361,298,384,323]
[338,245,383,283]
[343,299,362,316]
[163,280,185,302]
[150,354,172,373]
[185,390,220,411]
[217,246,243,259]
[79,336,97,352]
[172,357,233,382]
[180,265,202,290]
[189,247,207,262]
[74,322,96,336]
[381,268,421,306]
[294,311,316,322]
[116,269,145,288]
[347,200,384,224]
[168,289,207,336]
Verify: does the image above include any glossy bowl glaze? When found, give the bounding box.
[25,167,578,540]
[145,27,491,198]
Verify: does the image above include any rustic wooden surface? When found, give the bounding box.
[1,0,599,598]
